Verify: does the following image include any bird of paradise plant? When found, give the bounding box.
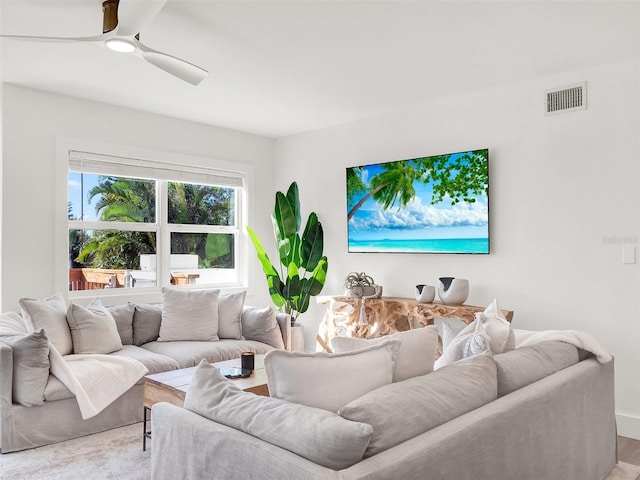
[247,182,328,324]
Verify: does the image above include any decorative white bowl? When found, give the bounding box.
[438,277,469,305]
[415,284,436,303]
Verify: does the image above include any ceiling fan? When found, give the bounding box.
[1,0,208,85]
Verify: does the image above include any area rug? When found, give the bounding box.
[0,423,150,480]
[0,422,638,480]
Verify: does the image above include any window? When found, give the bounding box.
[68,151,245,292]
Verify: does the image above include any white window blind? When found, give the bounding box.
[69,150,244,188]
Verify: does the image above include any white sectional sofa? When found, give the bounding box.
[0,291,291,453]
[150,341,617,480]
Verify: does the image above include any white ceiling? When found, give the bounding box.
[1,1,639,138]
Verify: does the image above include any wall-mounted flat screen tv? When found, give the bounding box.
[346,148,489,254]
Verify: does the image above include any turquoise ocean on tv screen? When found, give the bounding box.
[348,238,489,254]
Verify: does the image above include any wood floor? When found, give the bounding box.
[618,436,640,480]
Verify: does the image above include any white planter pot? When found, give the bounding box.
[291,324,305,352]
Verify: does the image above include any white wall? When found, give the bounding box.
[1,84,275,311]
[275,58,640,438]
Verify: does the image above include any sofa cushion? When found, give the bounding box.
[264,340,399,412]
[19,293,73,355]
[133,304,162,345]
[241,306,285,349]
[184,360,374,470]
[494,341,580,397]
[107,303,135,345]
[66,299,123,354]
[43,374,74,402]
[217,291,246,340]
[338,353,498,457]
[158,288,220,342]
[0,329,50,406]
[110,345,181,375]
[141,339,273,368]
[331,325,438,382]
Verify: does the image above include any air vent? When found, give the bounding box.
[544,82,587,116]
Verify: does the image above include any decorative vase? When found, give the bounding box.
[415,284,435,303]
[438,277,469,305]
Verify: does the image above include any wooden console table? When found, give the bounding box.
[316,295,513,352]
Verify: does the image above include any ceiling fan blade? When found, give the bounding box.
[136,40,208,85]
[0,33,109,44]
[116,0,169,37]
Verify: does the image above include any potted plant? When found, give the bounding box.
[247,182,328,328]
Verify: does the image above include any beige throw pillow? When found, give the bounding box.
[0,329,50,406]
[338,354,498,457]
[19,293,73,355]
[132,303,162,345]
[241,306,285,349]
[331,325,438,382]
[107,303,135,345]
[264,340,400,412]
[158,288,220,342]
[184,360,373,470]
[217,291,246,340]
[66,298,123,354]
[0,311,29,335]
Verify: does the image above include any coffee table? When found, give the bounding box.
[142,354,268,450]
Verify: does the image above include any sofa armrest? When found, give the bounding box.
[151,402,334,480]
[0,341,13,407]
[275,313,292,351]
[0,341,14,453]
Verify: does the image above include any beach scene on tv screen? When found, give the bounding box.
[346,149,489,254]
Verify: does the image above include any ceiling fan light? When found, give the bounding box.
[105,38,136,53]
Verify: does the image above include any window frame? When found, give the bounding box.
[65,147,248,298]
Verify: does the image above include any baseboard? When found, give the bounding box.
[617,413,640,440]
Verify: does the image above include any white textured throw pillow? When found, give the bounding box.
[217,291,246,340]
[331,326,438,382]
[264,340,400,412]
[66,298,123,354]
[435,299,514,369]
[19,293,73,355]
[184,360,374,470]
[434,317,491,369]
[158,288,220,342]
[435,317,467,352]
[481,299,515,354]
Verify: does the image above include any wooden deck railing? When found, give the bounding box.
[69,269,200,291]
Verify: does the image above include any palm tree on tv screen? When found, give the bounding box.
[346,150,488,220]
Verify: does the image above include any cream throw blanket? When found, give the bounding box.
[49,344,148,419]
[513,328,612,363]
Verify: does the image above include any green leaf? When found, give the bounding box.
[283,262,301,306]
[305,256,328,296]
[286,182,301,233]
[274,191,297,238]
[301,214,323,271]
[247,226,285,308]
